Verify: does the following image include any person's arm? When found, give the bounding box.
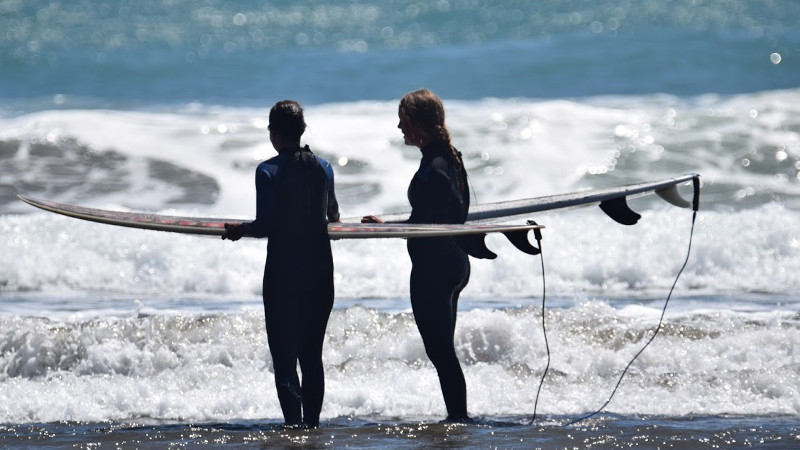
[243,168,274,237]
[222,167,274,241]
[323,159,340,223]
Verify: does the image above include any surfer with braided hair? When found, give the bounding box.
[363,89,472,422]
[222,100,340,428]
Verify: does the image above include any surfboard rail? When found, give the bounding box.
[372,173,699,225]
[15,195,543,239]
[17,174,698,241]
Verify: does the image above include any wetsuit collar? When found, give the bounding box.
[420,141,449,158]
[277,145,312,154]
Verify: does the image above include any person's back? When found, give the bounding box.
[267,147,335,287]
[222,100,339,428]
[270,148,331,250]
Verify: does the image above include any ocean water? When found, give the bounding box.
[1,0,800,447]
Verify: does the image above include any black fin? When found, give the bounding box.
[599,196,641,225]
[503,230,541,255]
[455,234,497,259]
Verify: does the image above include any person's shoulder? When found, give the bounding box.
[311,152,329,164]
[256,153,281,165]
[425,143,453,164]
[429,152,450,171]
[255,155,282,175]
[313,154,335,170]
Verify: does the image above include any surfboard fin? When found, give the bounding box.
[503,229,541,255]
[598,196,641,225]
[655,185,691,208]
[456,234,498,259]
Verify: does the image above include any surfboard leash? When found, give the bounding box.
[564,175,700,426]
[526,221,550,425]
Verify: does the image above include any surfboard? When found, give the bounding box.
[17,173,698,235]
[15,195,543,240]
[17,174,698,258]
[372,173,700,225]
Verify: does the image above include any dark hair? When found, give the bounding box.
[269,100,306,142]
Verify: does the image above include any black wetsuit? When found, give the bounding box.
[406,141,471,421]
[242,146,339,427]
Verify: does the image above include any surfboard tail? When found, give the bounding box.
[597,173,700,225]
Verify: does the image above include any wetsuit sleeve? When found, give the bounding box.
[320,158,340,223]
[241,166,275,238]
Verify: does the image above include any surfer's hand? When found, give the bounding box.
[361,215,384,224]
[222,223,244,241]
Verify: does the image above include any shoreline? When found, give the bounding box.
[1,414,797,448]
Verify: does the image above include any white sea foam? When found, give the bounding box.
[2,91,799,424]
[2,203,798,302]
[0,304,797,423]
[1,91,798,300]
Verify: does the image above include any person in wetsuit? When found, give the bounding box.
[363,89,472,422]
[222,100,340,428]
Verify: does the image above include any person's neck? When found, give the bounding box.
[273,137,301,152]
[416,137,433,150]
[420,140,448,153]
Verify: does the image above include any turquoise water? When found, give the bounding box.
[2,0,799,108]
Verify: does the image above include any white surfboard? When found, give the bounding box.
[372,174,699,225]
[16,195,543,239]
[17,174,698,257]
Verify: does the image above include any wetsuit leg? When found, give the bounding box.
[297,259,334,427]
[409,242,470,420]
[263,264,303,426]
